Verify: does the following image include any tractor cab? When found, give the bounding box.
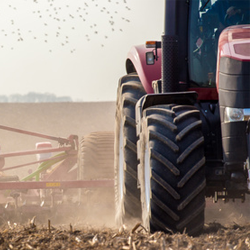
[189,0,250,89]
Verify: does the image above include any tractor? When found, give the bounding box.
[114,0,250,235]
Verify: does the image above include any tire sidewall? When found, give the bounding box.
[114,99,125,225]
[139,115,151,231]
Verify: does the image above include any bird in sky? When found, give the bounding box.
[0,0,132,51]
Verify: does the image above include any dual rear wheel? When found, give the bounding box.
[114,75,206,235]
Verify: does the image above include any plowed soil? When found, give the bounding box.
[1,221,250,249]
[1,102,250,249]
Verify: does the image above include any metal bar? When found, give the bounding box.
[0,146,76,158]
[0,180,114,190]
[0,124,70,144]
[2,154,74,171]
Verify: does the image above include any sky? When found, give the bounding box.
[0,0,164,102]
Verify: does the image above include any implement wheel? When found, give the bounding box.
[139,104,205,235]
[78,131,114,180]
[114,74,146,226]
[77,131,114,208]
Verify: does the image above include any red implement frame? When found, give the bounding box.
[0,124,114,190]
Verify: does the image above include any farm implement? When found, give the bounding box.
[0,124,114,223]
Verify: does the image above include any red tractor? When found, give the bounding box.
[114,0,250,235]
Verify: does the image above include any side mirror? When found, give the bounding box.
[146,51,155,65]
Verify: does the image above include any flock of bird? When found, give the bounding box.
[0,0,132,52]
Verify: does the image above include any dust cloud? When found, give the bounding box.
[0,102,115,177]
[0,102,116,228]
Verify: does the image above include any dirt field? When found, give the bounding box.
[1,102,250,249]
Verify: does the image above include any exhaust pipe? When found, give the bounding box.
[161,0,178,93]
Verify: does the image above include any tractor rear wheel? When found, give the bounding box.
[138,104,205,235]
[114,74,146,226]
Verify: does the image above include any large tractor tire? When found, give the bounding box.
[78,131,114,180]
[138,104,206,235]
[114,74,146,226]
[77,131,114,208]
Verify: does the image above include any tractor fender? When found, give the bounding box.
[135,91,198,137]
[126,45,161,94]
[216,24,250,92]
